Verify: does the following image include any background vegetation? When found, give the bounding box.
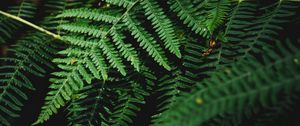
[0,0,300,126]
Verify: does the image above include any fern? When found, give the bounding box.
[108,68,155,126]
[67,80,114,125]
[105,0,136,9]
[151,67,191,125]
[140,0,181,58]
[238,1,298,59]
[34,50,93,124]
[159,39,300,126]
[204,0,231,33]
[0,0,299,125]
[110,26,141,71]
[0,0,36,43]
[215,1,257,69]
[57,8,120,23]
[0,32,57,126]
[123,13,171,70]
[168,0,210,38]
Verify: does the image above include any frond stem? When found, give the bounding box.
[0,10,63,41]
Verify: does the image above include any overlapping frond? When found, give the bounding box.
[0,0,36,43]
[0,0,294,125]
[215,1,257,69]
[67,81,115,126]
[151,67,191,125]
[123,13,171,70]
[141,0,181,58]
[34,47,97,124]
[204,0,231,33]
[168,0,209,38]
[238,1,298,59]
[159,39,300,126]
[108,68,155,126]
[0,32,57,126]
[105,0,136,9]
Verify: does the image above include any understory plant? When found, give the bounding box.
[0,0,300,126]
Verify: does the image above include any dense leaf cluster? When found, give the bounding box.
[0,0,299,126]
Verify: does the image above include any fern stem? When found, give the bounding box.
[0,10,62,40]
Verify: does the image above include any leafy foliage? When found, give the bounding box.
[0,0,299,126]
[67,67,155,126]
[0,32,57,125]
[158,39,300,126]
[0,0,36,43]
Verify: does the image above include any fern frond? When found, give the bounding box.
[34,59,87,124]
[99,38,127,76]
[239,1,298,59]
[45,0,83,14]
[43,0,84,34]
[67,81,114,125]
[151,67,191,125]
[0,32,57,126]
[111,26,141,71]
[59,22,108,38]
[8,0,37,19]
[35,46,111,123]
[0,0,36,43]
[224,1,256,42]
[109,82,146,125]
[205,0,231,33]
[89,49,109,80]
[104,0,136,9]
[141,0,181,58]
[57,8,120,23]
[168,0,210,38]
[124,13,171,70]
[62,36,97,48]
[159,39,300,126]
[151,34,216,125]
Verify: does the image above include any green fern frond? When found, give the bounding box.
[89,49,109,80]
[109,82,146,126]
[168,0,210,38]
[57,8,120,23]
[205,0,231,33]
[111,26,141,71]
[99,38,127,76]
[67,81,114,125]
[239,1,298,59]
[151,35,216,125]
[43,0,84,34]
[0,0,294,125]
[8,0,37,19]
[105,0,136,9]
[141,0,181,58]
[151,67,191,125]
[59,23,108,38]
[34,59,87,124]
[0,32,57,126]
[159,39,300,126]
[108,68,155,126]
[62,36,97,48]
[123,13,171,70]
[0,0,36,43]
[45,0,83,14]
[224,1,256,42]
[35,46,111,123]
